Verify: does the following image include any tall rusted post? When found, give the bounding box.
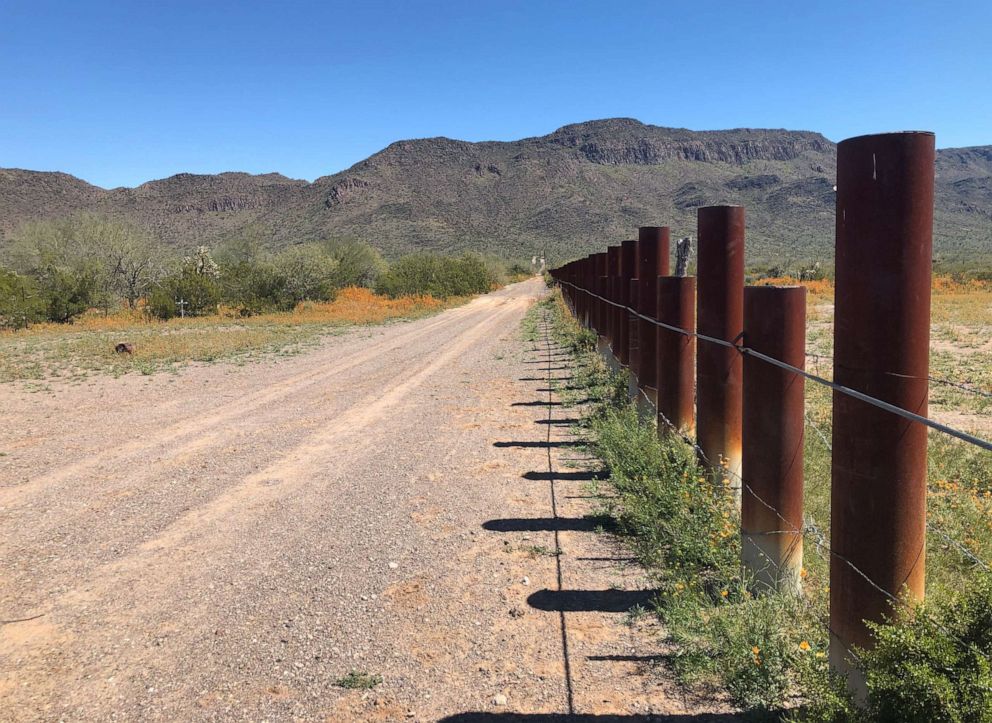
[606,246,620,351]
[596,251,608,337]
[829,132,935,686]
[696,206,745,501]
[636,227,671,398]
[582,255,594,328]
[656,276,696,435]
[590,254,600,332]
[618,240,636,367]
[569,260,580,322]
[742,286,806,593]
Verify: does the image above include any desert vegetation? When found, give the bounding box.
[531,278,992,721]
[0,214,531,381]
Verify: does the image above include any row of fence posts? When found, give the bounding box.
[548,131,937,695]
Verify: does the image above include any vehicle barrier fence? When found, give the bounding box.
[545,131,992,695]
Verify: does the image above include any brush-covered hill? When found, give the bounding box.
[1,119,989,266]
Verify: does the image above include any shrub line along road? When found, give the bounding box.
[0,278,735,721]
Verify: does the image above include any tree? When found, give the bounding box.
[322,239,387,289]
[4,214,161,314]
[147,247,222,319]
[273,244,338,305]
[0,268,45,329]
[376,252,501,298]
[41,265,102,323]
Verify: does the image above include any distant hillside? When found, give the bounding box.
[2,119,990,266]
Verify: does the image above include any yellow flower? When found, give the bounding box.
[751,646,760,655]
[800,567,809,579]
[721,590,729,598]
[815,652,826,659]
[799,640,811,652]
[675,582,684,591]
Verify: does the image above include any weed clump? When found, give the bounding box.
[334,671,382,689]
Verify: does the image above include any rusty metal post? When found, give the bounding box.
[582,255,594,328]
[606,246,620,351]
[618,240,636,367]
[656,276,696,435]
[636,227,671,397]
[596,251,608,337]
[696,206,745,501]
[742,286,806,593]
[589,254,599,332]
[830,132,935,685]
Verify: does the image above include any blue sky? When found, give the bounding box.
[2,0,989,188]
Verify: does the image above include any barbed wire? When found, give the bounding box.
[597,304,992,669]
[557,280,992,453]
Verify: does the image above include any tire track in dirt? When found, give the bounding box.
[0,306,474,506]
[0,292,533,717]
[0,295,521,593]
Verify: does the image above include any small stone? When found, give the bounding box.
[521,577,530,586]
[388,562,399,569]
[493,694,508,706]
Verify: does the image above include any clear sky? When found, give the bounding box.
[2,0,990,188]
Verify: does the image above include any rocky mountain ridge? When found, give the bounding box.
[1,119,989,265]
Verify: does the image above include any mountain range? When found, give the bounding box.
[1,118,989,267]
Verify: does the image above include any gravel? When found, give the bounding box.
[0,279,738,721]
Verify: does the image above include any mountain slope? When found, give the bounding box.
[1,119,989,266]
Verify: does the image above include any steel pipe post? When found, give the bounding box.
[742,285,806,594]
[696,206,745,501]
[582,256,593,327]
[829,132,935,686]
[595,251,608,337]
[636,227,671,395]
[656,276,696,435]
[618,240,636,366]
[606,246,621,350]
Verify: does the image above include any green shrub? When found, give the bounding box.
[377,253,501,298]
[272,243,338,305]
[0,268,45,329]
[148,267,221,319]
[39,265,102,323]
[323,239,387,288]
[859,574,992,722]
[220,260,290,315]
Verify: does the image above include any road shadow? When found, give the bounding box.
[512,400,563,407]
[523,470,607,481]
[494,441,584,449]
[482,516,616,533]
[535,418,583,426]
[527,589,658,613]
[440,713,744,721]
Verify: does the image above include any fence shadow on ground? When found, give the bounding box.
[482,516,616,533]
[526,589,657,613]
[439,713,742,722]
[522,470,607,481]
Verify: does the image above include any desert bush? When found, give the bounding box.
[220,259,289,315]
[148,266,221,319]
[272,243,339,305]
[39,265,103,323]
[0,268,45,329]
[858,575,992,722]
[5,214,161,311]
[377,252,501,298]
[323,239,388,289]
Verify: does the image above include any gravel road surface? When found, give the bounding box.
[0,279,735,721]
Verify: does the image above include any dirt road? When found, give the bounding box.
[0,279,733,721]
